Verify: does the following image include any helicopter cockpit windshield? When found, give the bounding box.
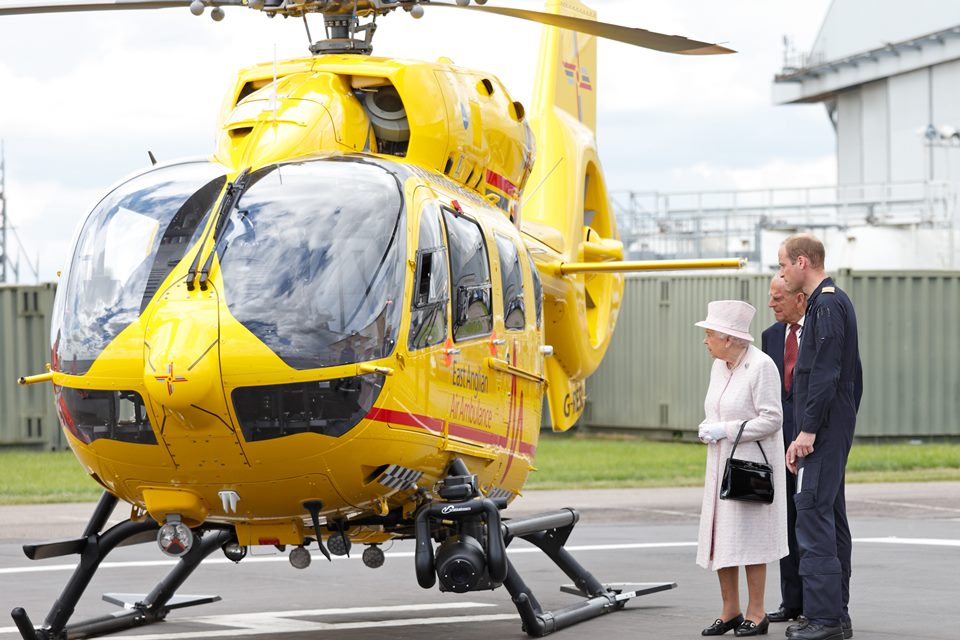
[218,158,405,370]
[52,161,228,375]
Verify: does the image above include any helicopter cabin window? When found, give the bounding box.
[409,203,449,351]
[442,206,493,341]
[51,162,227,375]
[526,250,543,328]
[494,233,525,331]
[217,158,405,370]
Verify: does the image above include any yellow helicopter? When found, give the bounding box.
[8,0,739,637]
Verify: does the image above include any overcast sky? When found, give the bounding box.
[0,0,833,282]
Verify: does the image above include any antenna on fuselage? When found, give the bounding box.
[302,500,333,562]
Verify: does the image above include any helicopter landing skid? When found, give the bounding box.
[499,508,675,637]
[559,581,678,599]
[10,491,229,640]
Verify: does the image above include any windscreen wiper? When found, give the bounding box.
[187,168,251,292]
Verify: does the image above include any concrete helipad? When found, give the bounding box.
[2,483,958,640]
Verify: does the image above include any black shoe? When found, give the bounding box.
[734,616,769,636]
[786,623,843,640]
[703,614,745,636]
[767,606,803,623]
[785,616,809,637]
[841,619,852,639]
[786,618,848,640]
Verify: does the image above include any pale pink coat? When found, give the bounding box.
[696,345,788,571]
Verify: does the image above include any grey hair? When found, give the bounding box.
[727,335,750,349]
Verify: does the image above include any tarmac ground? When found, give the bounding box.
[1,482,958,640]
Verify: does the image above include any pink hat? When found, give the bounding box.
[695,300,756,342]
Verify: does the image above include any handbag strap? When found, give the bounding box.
[727,420,769,465]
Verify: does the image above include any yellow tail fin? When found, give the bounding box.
[531,0,597,133]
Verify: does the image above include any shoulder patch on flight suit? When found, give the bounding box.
[822,286,835,293]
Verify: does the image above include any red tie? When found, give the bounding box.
[784,323,799,392]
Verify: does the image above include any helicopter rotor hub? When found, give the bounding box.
[310,12,377,55]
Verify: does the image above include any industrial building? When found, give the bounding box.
[618,0,960,272]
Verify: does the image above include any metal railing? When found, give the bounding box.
[611,181,958,261]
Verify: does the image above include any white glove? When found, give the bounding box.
[698,422,728,444]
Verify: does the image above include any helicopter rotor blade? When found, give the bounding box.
[424,2,735,55]
[0,0,243,16]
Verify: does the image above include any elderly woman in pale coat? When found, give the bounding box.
[694,300,787,637]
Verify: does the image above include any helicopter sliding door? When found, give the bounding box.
[402,197,450,450]
[432,203,504,480]
[490,232,542,490]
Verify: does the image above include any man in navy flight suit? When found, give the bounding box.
[778,234,862,640]
[761,276,807,626]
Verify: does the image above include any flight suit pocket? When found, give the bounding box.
[793,459,820,510]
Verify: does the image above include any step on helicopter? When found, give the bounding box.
[7,1,740,637]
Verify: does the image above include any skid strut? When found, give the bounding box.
[414,461,676,637]
[501,508,675,636]
[10,491,228,640]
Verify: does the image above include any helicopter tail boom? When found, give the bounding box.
[521,0,621,431]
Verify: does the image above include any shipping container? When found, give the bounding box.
[584,271,960,440]
[0,283,60,449]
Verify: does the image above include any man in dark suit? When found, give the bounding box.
[761,275,807,626]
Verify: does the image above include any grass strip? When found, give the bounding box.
[526,434,960,489]
[1,436,958,503]
[0,450,103,504]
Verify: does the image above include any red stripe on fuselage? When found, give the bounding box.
[365,407,534,456]
[365,407,443,433]
[447,422,500,446]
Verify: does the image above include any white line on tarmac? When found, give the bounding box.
[75,613,521,640]
[855,536,960,547]
[0,541,698,575]
[2,536,958,577]
[853,497,960,514]
[0,603,514,638]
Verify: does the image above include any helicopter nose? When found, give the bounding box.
[143,290,221,415]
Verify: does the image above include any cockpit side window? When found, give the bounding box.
[409,203,449,350]
[442,207,493,341]
[51,162,226,375]
[494,233,525,331]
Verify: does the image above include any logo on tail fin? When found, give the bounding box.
[562,61,593,92]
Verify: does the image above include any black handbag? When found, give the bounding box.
[719,420,775,504]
